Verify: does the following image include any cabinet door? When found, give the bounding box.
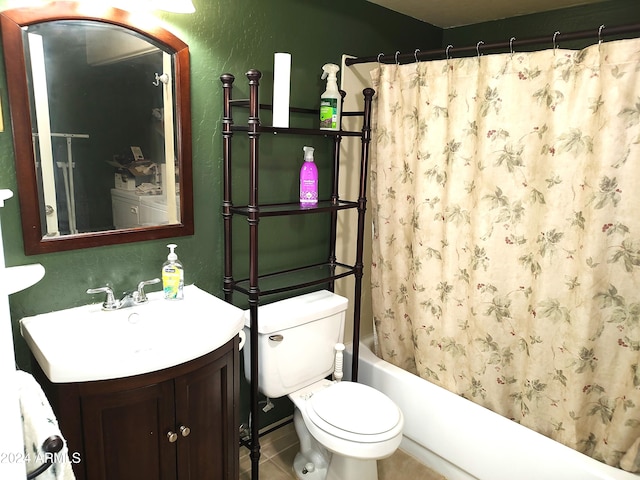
[139,202,169,226]
[174,346,238,480]
[111,196,140,228]
[82,380,177,480]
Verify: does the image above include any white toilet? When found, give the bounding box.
[243,290,404,480]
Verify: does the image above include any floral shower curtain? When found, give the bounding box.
[369,37,640,471]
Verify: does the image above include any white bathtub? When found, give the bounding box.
[344,337,639,480]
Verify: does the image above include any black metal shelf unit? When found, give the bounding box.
[220,69,373,480]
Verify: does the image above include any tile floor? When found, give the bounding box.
[239,421,446,480]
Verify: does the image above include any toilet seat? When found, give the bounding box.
[305,381,402,443]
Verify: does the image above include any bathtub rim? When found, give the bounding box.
[345,335,640,480]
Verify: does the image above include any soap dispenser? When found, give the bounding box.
[162,243,184,300]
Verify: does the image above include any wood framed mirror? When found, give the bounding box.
[0,2,193,254]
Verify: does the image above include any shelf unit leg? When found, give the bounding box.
[328,128,342,292]
[246,68,263,480]
[221,73,235,303]
[351,87,375,382]
[248,301,260,480]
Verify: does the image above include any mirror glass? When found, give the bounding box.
[1,4,193,254]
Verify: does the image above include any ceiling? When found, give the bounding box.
[367,0,609,28]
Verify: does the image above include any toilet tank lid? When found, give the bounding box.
[243,290,348,334]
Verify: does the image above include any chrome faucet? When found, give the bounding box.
[87,278,161,311]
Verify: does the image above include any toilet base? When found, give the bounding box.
[326,455,378,480]
[293,451,328,480]
[294,450,379,480]
[293,407,330,480]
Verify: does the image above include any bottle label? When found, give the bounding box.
[163,268,184,299]
[300,179,318,205]
[320,98,337,129]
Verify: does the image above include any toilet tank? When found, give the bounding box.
[243,290,347,398]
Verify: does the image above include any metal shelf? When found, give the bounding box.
[220,69,375,480]
[231,262,356,297]
[230,199,358,216]
[230,124,363,136]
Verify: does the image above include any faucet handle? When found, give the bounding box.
[87,286,120,310]
[134,278,161,304]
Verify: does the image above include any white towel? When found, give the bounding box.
[16,371,75,480]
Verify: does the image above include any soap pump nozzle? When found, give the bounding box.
[167,243,178,262]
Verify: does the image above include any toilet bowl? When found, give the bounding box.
[242,291,404,480]
[289,379,404,480]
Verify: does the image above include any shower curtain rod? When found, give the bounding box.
[344,23,640,66]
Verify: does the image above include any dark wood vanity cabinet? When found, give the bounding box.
[39,337,239,480]
[82,378,176,479]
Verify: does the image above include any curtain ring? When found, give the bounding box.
[377,52,384,67]
[509,37,516,56]
[414,48,420,63]
[395,51,400,65]
[553,31,560,54]
[598,24,605,44]
[476,41,484,58]
[445,44,453,60]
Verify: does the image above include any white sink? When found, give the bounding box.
[20,285,244,383]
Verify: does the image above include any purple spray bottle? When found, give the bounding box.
[299,146,318,207]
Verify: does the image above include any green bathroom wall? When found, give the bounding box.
[0,0,440,429]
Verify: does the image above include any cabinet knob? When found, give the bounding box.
[180,425,191,437]
[167,431,178,443]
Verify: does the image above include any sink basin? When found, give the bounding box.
[20,285,244,383]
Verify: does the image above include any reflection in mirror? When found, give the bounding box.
[1,3,193,254]
[28,21,180,236]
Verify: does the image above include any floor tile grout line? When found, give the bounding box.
[240,422,446,480]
